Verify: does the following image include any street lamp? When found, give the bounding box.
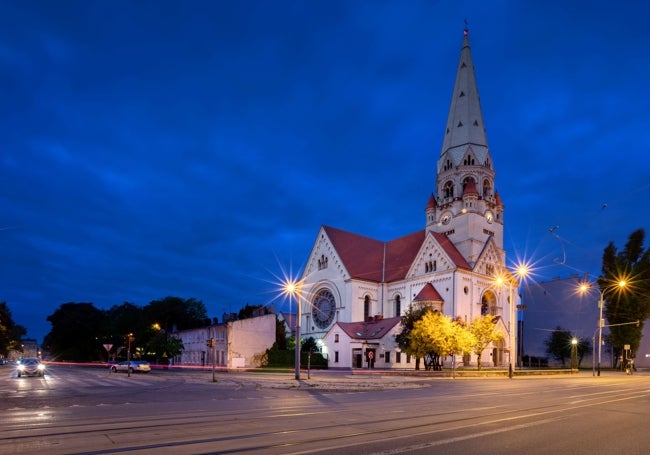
[494,275,514,378]
[513,264,529,370]
[496,264,529,379]
[284,279,303,380]
[571,337,578,371]
[579,278,627,376]
[126,333,135,378]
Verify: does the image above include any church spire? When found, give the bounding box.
[438,26,491,168]
[430,26,503,263]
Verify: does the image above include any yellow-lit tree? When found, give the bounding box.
[410,311,474,371]
[468,315,503,370]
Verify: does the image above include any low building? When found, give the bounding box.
[322,316,412,369]
[174,314,276,369]
[522,275,650,369]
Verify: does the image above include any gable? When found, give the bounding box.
[407,231,472,278]
[321,225,385,282]
[474,236,504,276]
[316,226,424,283]
[304,226,355,280]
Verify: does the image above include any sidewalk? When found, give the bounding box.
[173,367,644,391]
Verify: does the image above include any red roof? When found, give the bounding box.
[495,191,504,207]
[384,230,427,282]
[323,225,471,283]
[425,193,436,209]
[429,231,472,270]
[336,316,402,341]
[322,226,385,281]
[463,179,478,196]
[413,283,444,302]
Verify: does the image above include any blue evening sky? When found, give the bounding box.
[2,1,649,341]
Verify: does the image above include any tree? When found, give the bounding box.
[302,336,318,353]
[409,311,474,371]
[545,327,591,368]
[468,315,503,370]
[601,229,650,364]
[103,302,146,356]
[238,304,270,320]
[43,303,106,361]
[275,316,287,350]
[145,332,184,363]
[0,302,27,357]
[395,304,434,370]
[143,296,209,332]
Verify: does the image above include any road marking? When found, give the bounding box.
[370,417,566,454]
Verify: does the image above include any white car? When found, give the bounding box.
[17,358,45,377]
[110,360,151,374]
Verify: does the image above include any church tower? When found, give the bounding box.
[426,27,504,267]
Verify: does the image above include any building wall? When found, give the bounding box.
[522,276,600,366]
[226,314,276,368]
[176,314,276,369]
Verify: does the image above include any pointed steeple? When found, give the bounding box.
[430,26,503,262]
[438,26,491,169]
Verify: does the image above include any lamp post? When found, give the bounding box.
[495,275,515,378]
[126,333,134,378]
[579,279,627,376]
[571,337,578,371]
[285,280,301,381]
[497,264,528,379]
[515,265,528,368]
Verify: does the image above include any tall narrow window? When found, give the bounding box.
[395,295,401,317]
[364,296,370,320]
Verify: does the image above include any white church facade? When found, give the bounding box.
[297,28,519,370]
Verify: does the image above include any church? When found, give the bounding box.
[298,28,517,370]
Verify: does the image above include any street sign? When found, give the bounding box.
[103,344,113,352]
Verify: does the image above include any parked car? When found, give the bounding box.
[110,360,151,374]
[16,358,45,377]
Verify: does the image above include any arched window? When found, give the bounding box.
[483,179,491,198]
[395,295,401,317]
[481,291,498,316]
[364,295,371,320]
[444,181,454,198]
[462,176,475,192]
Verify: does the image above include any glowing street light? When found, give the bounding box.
[579,278,628,376]
[571,337,578,371]
[283,278,304,380]
[494,263,529,379]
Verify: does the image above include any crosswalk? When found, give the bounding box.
[0,366,167,394]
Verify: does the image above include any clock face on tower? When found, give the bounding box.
[485,211,494,224]
[441,212,452,225]
[311,289,336,329]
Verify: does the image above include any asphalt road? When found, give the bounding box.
[1,364,649,454]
